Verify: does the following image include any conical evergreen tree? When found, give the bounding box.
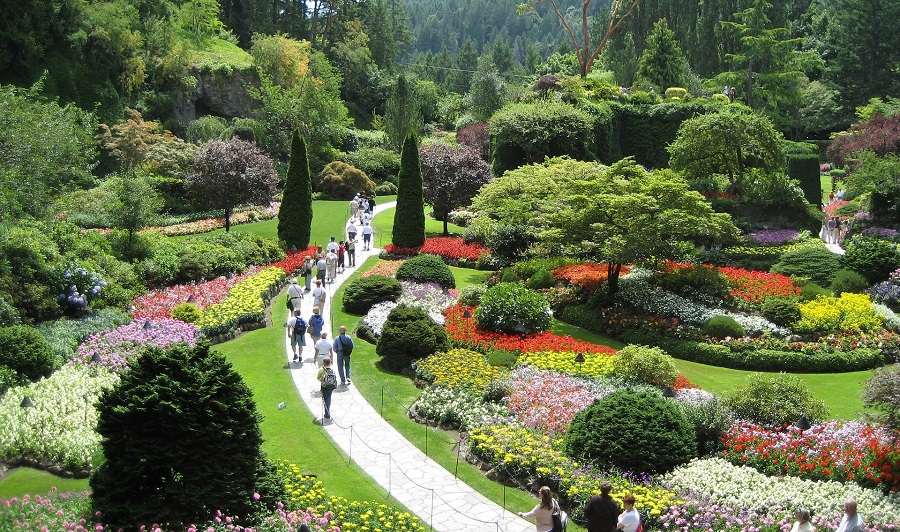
[392,132,425,248]
[278,130,313,250]
[636,18,688,91]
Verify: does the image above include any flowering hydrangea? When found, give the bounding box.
[71,319,199,372]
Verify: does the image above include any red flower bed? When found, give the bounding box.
[383,237,489,262]
[722,421,900,492]
[718,266,800,303]
[131,268,261,319]
[823,200,850,217]
[551,263,630,292]
[270,245,319,275]
[443,305,617,355]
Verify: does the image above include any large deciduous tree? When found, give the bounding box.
[420,143,492,235]
[102,173,163,254]
[667,110,786,196]
[392,132,426,248]
[540,158,738,296]
[185,138,278,232]
[518,0,641,78]
[635,18,687,91]
[826,113,900,169]
[91,342,283,529]
[278,130,313,250]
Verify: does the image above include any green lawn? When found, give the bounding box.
[202,200,353,247]
[370,205,468,248]
[0,468,89,499]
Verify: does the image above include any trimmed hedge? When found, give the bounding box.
[395,254,455,289]
[619,329,883,373]
[787,152,821,204]
[342,275,403,314]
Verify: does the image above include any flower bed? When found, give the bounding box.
[722,421,900,492]
[360,281,459,338]
[409,386,515,431]
[444,305,618,356]
[747,229,800,245]
[383,237,490,262]
[361,260,405,278]
[196,267,286,333]
[661,458,900,531]
[718,266,800,305]
[146,203,280,236]
[414,348,506,390]
[37,308,133,360]
[0,365,119,472]
[269,246,319,276]
[517,350,614,379]
[71,319,199,372]
[550,263,628,292]
[131,268,262,320]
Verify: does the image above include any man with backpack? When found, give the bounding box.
[287,308,307,363]
[333,325,354,385]
[317,357,338,420]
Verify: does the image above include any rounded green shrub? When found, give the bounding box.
[395,254,455,289]
[499,269,519,283]
[564,389,696,474]
[657,264,729,298]
[484,225,535,261]
[761,297,801,327]
[512,257,578,280]
[609,344,677,387]
[0,325,57,381]
[475,283,552,334]
[723,373,829,426]
[830,269,870,296]
[458,284,487,307]
[374,181,398,196]
[342,275,403,314]
[702,315,745,338]
[842,237,900,283]
[376,304,449,373]
[799,281,830,302]
[316,161,376,199]
[171,303,202,324]
[527,269,555,289]
[486,349,519,368]
[770,245,842,287]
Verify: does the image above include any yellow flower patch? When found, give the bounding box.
[415,348,507,389]
[518,350,615,378]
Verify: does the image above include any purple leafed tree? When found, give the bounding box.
[185,138,279,231]
[420,144,492,235]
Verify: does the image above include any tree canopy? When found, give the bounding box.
[420,143,492,235]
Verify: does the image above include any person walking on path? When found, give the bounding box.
[308,306,325,340]
[349,196,359,222]
[346,237,357,267]
[616,494,640,532]
[584,482,620,532]
[325,248,338,283]
[518,486,559,532]
[302,255,315,291]
[286,278,304,311]
[333,325,354,385]
[311,279,327,311]
[314,332,333,368]
[316,356,337,420]
[338,241,346,273]
[287,308,307,363]
[361,222,373,251]
[347,221,357,241]
[835,500,865,532]
[316,255,327,283]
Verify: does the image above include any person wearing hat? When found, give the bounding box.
[286,278,303,311]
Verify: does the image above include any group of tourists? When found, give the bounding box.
[519,482,866,532]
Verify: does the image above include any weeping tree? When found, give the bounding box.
[278,130,313,249]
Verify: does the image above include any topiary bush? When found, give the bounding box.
[564,389,696,474]
[395,254,455,289]
[475,283,552,334]
[342,275,403,314]
[316,161,376,199]
[527,269,556,289]
[171,303,202,324]
[799,281,830,301]
[761,297,801,327]
[499,269,519,283]
[0,325,57,382]
[376,304,449,373]
[842,237,900,283]
[702,315,745,338]
[484,225,535,261]
[770,245,843,287]
[723,373,829,426]
[609,344,677,387]
[458,284,487,307]
[486,349,519,368]
[830,269,870,296]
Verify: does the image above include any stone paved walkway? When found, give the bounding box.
[283,202,534,532]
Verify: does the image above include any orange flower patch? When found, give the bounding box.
[550,263,629,292]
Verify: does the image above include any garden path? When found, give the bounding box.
[284,202,533,532]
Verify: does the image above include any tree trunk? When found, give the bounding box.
[443,218,449,236]
[607,262,622,296]
[225,208,233,232]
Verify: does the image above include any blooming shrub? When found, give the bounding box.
[410,386,514,431]
[414,348,506,390]
[361,260,405,278]
[609,344,677,387]
[445,305,617,355]
[0,365,119,471]
[517,350,615,379]
[506,366,614,435]
[131,267,262,320]
[718,266,800,305]
[196,267,286,331]
[71,319,198,372]
[661,457,900,531]
[383,237,489,262]
[721,421,900,492]
[795,293,884,334]
[475,282,552,334]
[551,263,628,292]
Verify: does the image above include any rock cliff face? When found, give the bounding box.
[174,67,259,125]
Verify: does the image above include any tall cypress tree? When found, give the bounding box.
[277,130,313,249]
[636,18,688,91]
[392,132,425,248]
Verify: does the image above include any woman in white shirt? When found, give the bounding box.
[617,494,640,532]
[791,508,814,532]
[518,486,558,532]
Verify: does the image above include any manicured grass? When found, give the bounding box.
[447,265,488,289]
[672,357,874,420]
[371,205,468,248]
[0,468,89,499]
[551,319,626,351]
[207,200,353,246]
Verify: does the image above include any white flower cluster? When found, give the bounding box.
[617,268,788,336]
[410,386,515,432]
[362,282,459,337]
[662,457,900,527]
[0,365,120,471]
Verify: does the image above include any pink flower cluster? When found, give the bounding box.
[72,319,198,372]
[505,367,600,435]
[131,268,261,319]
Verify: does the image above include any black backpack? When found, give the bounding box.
[337,334,353,356]
[293,318,306,338]
[322,368,338,390]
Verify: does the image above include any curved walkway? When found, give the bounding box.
[282,202,532,532]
